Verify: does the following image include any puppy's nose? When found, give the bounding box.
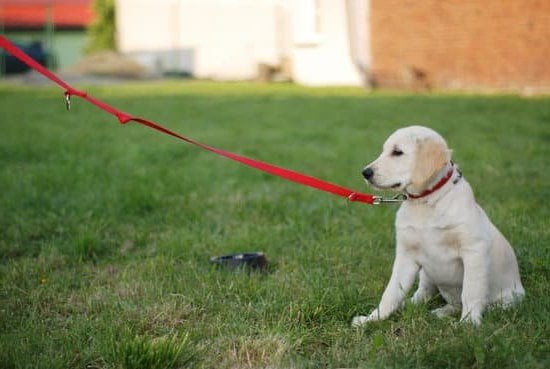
[362,167,374,180]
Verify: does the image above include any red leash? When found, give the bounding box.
[1,36,378,205]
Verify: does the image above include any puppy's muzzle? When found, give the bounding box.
[362,167,374,180]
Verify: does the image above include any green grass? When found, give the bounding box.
[0,81,549,369]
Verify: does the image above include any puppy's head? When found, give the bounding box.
[362,126,452,194]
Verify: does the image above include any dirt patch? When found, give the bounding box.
[62,51,150,79]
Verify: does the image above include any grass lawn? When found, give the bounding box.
[0,81,549,369]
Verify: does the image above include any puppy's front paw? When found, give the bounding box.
[460,313,482,326]
[352,310,380,327]
[351,315,369,327]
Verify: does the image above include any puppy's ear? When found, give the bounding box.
[411,138,451,190]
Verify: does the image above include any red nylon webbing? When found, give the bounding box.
[0,36,375,205]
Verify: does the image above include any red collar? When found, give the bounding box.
[407,165,455,200]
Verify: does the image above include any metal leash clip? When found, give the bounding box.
[64,92,71,111]
[373,193,408,205]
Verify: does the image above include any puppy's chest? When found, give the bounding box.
[398,218,464,285]
[396,207,464,262]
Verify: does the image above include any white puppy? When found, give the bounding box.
[352,126,524,326]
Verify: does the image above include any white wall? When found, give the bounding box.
[291,0,364,86]
[116,0,188,73]
[179,0,281,79]
[116,0,282,79]
[115,0,368,85]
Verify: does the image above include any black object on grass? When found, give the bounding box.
[210,252,268,271]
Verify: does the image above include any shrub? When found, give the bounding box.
[86,0,116,53]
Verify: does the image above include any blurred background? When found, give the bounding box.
[1,0,549,93]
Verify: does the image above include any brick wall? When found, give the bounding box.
[370,0,550,91]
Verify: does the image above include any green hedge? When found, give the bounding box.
[86,0,116,53]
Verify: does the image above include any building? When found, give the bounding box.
[1,0,93,70]
[5,0,543,90]
[369,0,550,92]
[115,0,550,91]
[115,0,367,86]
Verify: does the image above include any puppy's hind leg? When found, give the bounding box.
[410,269,437,304]
[432,304,460,318]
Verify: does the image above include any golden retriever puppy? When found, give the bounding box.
[352,126,524,326]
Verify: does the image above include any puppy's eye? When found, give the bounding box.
[391,149,404,156]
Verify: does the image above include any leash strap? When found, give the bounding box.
[0,36,376,205]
